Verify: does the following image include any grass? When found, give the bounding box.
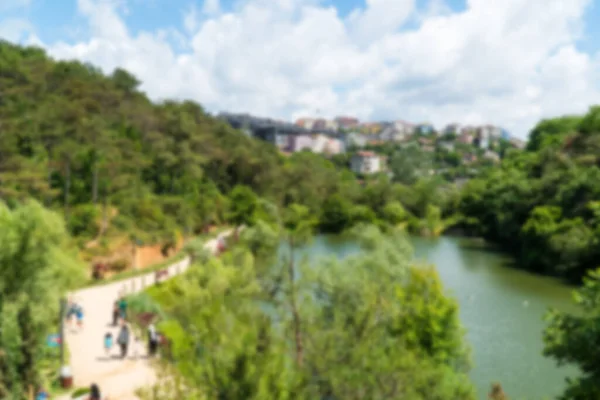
[82,226,231,288]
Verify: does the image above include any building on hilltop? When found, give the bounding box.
[312,118,327,131]
[415,123,434,135]
[358,122,382,135]
[484,150,501,163]
[289,133,314,152]
[312,133,330,153]
[509,137,526,149]
[350,151,384,175]
[345,132,369,148]
[325,120,339,131]
[296,118,319,130]
[378,125,407,142]
[393,120,415,135]
[325,137,345,155]
[443,123,461,136]
[335,116,360,129]
[458,126,476,145]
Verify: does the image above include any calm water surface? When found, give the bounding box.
[295,235,579,400]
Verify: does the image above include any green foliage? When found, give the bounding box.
[543,268,600,399]
[139,223,475,400]
[319,194,353,233]
[67,204,100,238]
[382,201,408,225]
[459,105,600,282]
[388,144,433,185]
[527,116,581,152]
[227,185,259,227]
[183,237,212,264]
[0,200,85,398]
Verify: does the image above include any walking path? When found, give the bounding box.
[57,230,234,400]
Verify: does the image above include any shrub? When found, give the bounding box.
[109,258,129,272]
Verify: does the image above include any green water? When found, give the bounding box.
[295,235,579,400]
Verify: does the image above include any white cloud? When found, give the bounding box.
[202,0,220,16]
[7,0,600,138]
[0,18,33,42]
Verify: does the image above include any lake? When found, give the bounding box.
[291,234,579,400]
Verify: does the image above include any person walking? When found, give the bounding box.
[112,301,119,326]
[147,323,159,357]
[117,322,130,359]
[104,332,113,356]
[75,303,84,329]
[118,297,128,321]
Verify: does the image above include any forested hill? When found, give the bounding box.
[0,41,462,252]
[459,106,600,282]
[0,41,357,245]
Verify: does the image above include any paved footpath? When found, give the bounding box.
[57,230,233,400]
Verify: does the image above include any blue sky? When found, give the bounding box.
[1,0,599,138]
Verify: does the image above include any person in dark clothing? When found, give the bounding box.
[147,323,159,357]
[89,383,101,400]
[117,322,130,359]
[112,301,119,326]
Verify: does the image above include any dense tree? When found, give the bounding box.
[0,201,85,398]
[459,107,600,281]
[134,224,475,400]
[543,268,600,399]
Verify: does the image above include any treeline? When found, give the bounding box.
[0,41,454,250]
[458,106,600,282]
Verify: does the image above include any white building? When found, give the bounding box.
[345,133,369,148]
[324,137,345,155]
[443,123,461,135]
[312,134,330,153]
[325,120,339,131]
[484,150,501,163]
[351,151,383,175]
[394,120,415,135]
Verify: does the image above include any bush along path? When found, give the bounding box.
[57,229,235,400]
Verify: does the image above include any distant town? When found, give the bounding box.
[218,112,526,176]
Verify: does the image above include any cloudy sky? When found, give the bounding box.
[1,0,600,138]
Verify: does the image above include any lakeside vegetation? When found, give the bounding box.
[458,107,600,283]
[131,224,476,400]
[1,39,600,399]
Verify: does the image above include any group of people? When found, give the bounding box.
[103,295,162,360]
[58,292,163,400]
